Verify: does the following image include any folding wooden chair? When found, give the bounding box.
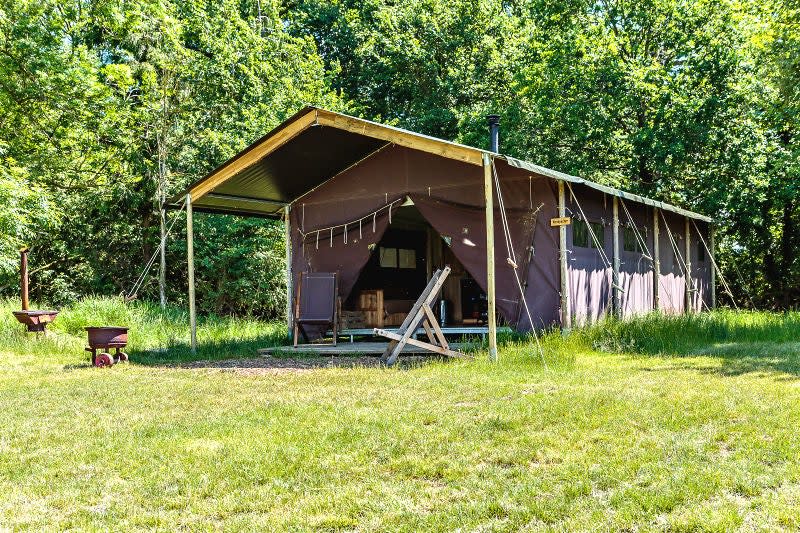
[373,266,466,365]
[293,272,339,347]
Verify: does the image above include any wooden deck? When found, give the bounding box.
[330,326,511,342]
[259,341,473,357]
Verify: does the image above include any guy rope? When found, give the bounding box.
[125,198,188,301]
[490,158,546,368]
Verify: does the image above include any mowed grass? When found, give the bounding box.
[0,297,286,364]
[1,299,799,530]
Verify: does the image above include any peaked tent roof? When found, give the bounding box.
[173,106,712,223]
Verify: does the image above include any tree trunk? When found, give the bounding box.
[780,198,797,308]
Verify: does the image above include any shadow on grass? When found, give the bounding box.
[694,342,800,378]
[129,331,289,366]
[129,332,454,371]
[172,353,448,373]
[632,342,800,379]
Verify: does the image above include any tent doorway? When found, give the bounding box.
[346,203,486,329]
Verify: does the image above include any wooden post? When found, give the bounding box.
[159,205,166,309]
[285,205,293,339]
[557,181,571,329]
[653,208,660,311]
[483,153,497,362]
[685,217,692,313]
[20,248,29,311]
[612,196,621,318]
[709,225,716,309]
[186,193,197,352]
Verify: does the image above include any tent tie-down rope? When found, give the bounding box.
[619,199,653,262]
[658,209,711,312]
[125,197,188,301]
[619,198,677,311]
[490,158,546,369]
[691,219,747,311]
[566,182,617,315]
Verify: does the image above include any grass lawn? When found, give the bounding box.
[1,298,799,530]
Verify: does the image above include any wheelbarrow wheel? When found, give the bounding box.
[117,352,129,362]
[95,353,113,367]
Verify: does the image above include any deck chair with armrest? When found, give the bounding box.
[293,271,339,347]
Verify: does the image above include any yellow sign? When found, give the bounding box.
[550,217,571,227]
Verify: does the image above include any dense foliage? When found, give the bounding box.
[0,0,797,314]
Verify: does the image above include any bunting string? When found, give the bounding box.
[296,198,403,243]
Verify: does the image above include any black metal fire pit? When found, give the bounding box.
[11,248,58,333]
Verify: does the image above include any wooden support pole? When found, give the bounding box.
[20,248,29,311]
[159,205,166,309]
[483,153,497,362]
[285,205,293,339]
[186,193,197,353]
[612,196,621,318]
[709,225,716,309]
[653,208,661,311]
[557,181,571,329]
[685,217,692,313]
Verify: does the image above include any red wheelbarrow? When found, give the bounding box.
[86,327,129,367]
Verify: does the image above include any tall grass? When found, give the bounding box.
[1,296,797,367]
[0,296,286,364]
[576,309,800,355]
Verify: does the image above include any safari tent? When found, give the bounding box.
[174,107,716,355]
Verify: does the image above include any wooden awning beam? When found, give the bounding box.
[190,110,319,200]
[314,110,483,167]
[188,108,484,202]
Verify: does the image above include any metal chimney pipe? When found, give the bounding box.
[20,247,29,311]
[486,114,500,153]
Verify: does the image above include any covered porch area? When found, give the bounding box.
[173,106,524,360]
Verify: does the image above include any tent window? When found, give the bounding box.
[379,247,398,268]
[573,222,604,249]
[398,249,416,269]
[623,227,642,253]
[380,247,417,269]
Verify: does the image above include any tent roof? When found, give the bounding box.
[173,106,712,223]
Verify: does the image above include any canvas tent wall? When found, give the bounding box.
[172,106,715,350]
[561,183,712,325]
[287,147,560,331]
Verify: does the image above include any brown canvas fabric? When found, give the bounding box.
[286,144,710,336]
[658,210,688,314]
[290,198,397,301]
[410,194,538,325]
[566,184,613,324]
[619,200,655,318]
[287,146,562,332]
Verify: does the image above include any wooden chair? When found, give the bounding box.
[373,266,466,366]
[293,272,339,347]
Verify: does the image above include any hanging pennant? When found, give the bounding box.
[316,231,320,250]
[330,228,333,247]
[344,224,348,244]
